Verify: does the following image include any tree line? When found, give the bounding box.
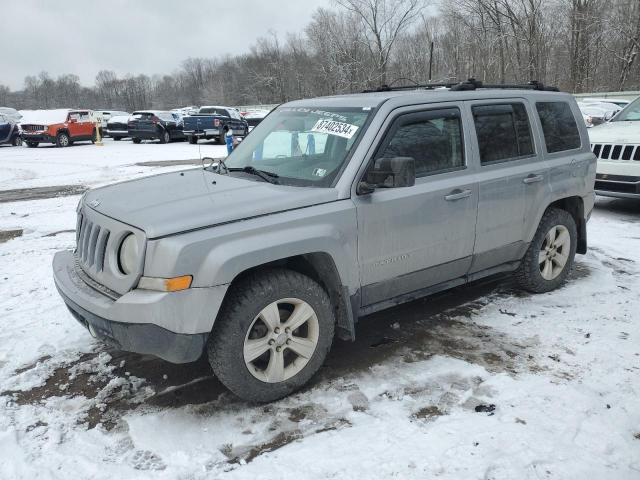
[1,0,639,112]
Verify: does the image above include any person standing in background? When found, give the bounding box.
[226,128,234,154]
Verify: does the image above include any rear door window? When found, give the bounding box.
[535,102,581,153]
[472,103,534,164]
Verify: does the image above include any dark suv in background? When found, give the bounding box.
[0,113,22,146]
[128,111,185,144]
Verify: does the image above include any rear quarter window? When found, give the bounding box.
[535,102,581,153]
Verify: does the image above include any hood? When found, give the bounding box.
[588,120,640,144]
[83,169,339,238]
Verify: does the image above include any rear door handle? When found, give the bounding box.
[523,174,544,184]
[444,189,472,201]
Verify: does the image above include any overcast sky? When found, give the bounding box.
[0,0,328,90]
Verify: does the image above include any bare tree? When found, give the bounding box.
[333,0,428,85]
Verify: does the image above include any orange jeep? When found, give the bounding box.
[21,109,98,148]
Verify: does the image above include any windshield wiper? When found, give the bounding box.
[228,166,279,184]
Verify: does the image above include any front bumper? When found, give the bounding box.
[595,174,640,199]
[53,250,229,363]
[22,133,55,143]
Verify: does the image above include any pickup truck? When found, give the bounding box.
[182,106,248,144]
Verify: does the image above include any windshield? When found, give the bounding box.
[612,97,640,122]
[224,106,373,187]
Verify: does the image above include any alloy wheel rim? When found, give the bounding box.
[539,225,570,280]
[243,298,319,383]
[61,135,68,146]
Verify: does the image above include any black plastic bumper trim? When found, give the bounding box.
[56,285,207,364]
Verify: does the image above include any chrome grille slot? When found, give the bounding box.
[88,225,101,267]
[81,221,93,262]
[95,230,110,272]
[76,213,83,245]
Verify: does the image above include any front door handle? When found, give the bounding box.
[523,174,544,184]
[444,189,472,201]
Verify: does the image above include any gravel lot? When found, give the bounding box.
[0,140,639,479]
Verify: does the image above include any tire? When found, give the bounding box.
[208,268,335,402]
[516,208,577,293]
[55,132,70,148]
[91,129,97,143]
[159,129,170,144]
[26,141,39,148]
[12,136,22,147]
[132,138,142,144]
[113,137,122,141]
[188,136,198,145]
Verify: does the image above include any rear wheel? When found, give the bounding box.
[12,136,22,147]
[516,208,577,293]
[113,136,122,141]
[189,136,198,145]
[208,268,335,402]
[26,141,38,148]
[159,129,170,144]
[55,132,70,148]
[132,138,142,144]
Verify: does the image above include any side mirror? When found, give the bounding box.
[357,156,416,194]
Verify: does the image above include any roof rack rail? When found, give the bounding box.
[362,78,559,93]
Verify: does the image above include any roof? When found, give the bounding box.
[284,87,572,110]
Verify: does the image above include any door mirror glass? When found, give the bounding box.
[359,156,416,194]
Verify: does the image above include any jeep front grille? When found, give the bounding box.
[76,212,110,272]
[591,143,640,161]
[21,124,46,132]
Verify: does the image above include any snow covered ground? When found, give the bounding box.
[0,138,226,190]
[0,140,639,479]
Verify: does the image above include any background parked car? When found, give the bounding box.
[20,109,98,148]
[0,113,22,146]
[105,114,131,141]
[128,111,185,144]
[0,107,22,123]
[182,105,248,144]
[577,101,622,127]
[581,97,631,108]
[588,95,640,199]
[95,110,129,136]
[241,109,271,132]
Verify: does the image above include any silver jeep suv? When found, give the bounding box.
[53,80,596,401]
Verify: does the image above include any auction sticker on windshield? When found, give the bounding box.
[311,119,359,139]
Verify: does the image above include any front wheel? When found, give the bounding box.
[56,132,70,148]
[132,138,141,144]
[208,269,335,402]
[26,141,39,148]
[516,208,577,293]
[188,136,198,145]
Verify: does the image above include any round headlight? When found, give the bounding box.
[118,234,139,275]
